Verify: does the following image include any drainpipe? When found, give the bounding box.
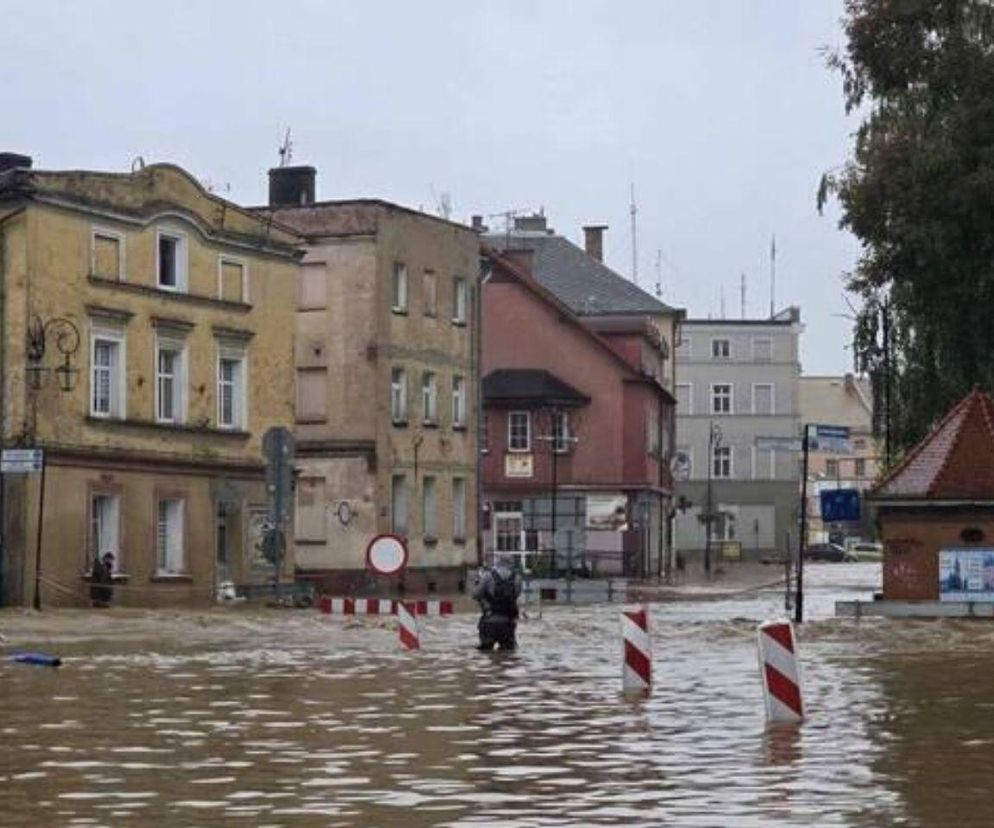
[474,254,491,568]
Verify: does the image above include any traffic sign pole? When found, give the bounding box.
[32,453,47,611]
[795,425,810,624]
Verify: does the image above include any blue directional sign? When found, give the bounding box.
[808,424,852,455]
[820,488,861,523]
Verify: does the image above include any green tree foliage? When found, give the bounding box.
[819,0,994,461]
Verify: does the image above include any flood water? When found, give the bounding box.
[1,564,990,826]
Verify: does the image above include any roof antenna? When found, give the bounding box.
[654,249,662,298]
[769,233,776,318]
[278,127,293,168]
[629,175,638,286]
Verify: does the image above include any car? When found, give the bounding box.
[804,542,854,562]
[845,540,883,562]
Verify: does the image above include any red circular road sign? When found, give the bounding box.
[366,534,408,576]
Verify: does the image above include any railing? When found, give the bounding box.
[483,545,643,578]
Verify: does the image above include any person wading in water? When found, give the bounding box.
[472,556,522,651]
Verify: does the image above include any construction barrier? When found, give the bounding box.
[757,619,804,723]
[317,597,453,616]
[621,605,651,693]
[397,602,421,650]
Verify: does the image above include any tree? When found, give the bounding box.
[819,0,994,462]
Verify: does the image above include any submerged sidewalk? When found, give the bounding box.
[630,561,790,602]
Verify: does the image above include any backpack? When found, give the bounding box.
[489,568,518,617]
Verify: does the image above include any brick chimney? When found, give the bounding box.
[583,225,607,262]
[471,215,488,233]
[268,165,316,207]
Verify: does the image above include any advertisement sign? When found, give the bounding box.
[939,548,994,601]
[505,454,533,478]
[820,488,861,523]
[586,494,628,531]
[808,424,853,455]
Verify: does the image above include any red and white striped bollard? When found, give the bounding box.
[758,619,803,723]
[621,605,651,693]
[397,601,420,651]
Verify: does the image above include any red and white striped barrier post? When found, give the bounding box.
[397,601,420,651]
[621,605,651,693]
[758,619,804,723]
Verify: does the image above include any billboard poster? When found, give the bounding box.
[586,494,628,531]
[939,549,994,601]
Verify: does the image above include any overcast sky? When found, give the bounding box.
[3,1,858,373]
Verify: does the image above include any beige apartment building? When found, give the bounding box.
[260,166,479,594]
[0,154,301,607]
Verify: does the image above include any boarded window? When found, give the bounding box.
[296,368,327,422]
[296,478,326,541]
[299,262,327,310]
[93,232,122,279]
[220,258,246,303]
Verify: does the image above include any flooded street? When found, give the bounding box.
[1,564,990,826]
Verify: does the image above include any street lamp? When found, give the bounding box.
[535,407,578,574]
[704,421,723,575]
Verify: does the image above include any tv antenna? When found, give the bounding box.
[654,249,662,298]
[629,179,638,286]
[278,128,293,167]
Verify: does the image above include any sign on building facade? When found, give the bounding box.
[939,548,994,601]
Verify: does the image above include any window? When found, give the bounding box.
[553,411,571,453]
[855,458,867,478]
[452,277,467,323]
[712,445,732,479]
[711,338,731,359]
[91,331,125,418]
[422,271,437,317]
[452,477,467,540]
[155,339,186,424]
[156,498,185,575]
[391,474,408,536]
[711,383,732,414]
[217,351,247,429]
[754,447,775,480]
[422,475,438,539]
[452,375,466,427]
[157,231,187,291]
[392,262,408,312]
[495,511,523,552]
[219,256,248,303]
[92,228,124,280]
[753,337,773,362]
[752,383,774,415]
[676,383,692,416]
[90,493,120,571]
[508,411,530,452]
[826,458,839,478]
[296,368,327,422]
[391,367,408,423]
[421,371,437,423]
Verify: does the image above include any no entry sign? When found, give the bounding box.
[366,534,408,576]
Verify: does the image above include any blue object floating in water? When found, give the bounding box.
[10,652,62,667]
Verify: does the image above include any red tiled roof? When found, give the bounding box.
[872,387,994,500]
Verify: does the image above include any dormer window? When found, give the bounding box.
[157,230,188,291]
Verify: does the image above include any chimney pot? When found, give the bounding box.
[583,225,608,262]
[471,215,488,232]
[268,165,316,208]
[0,153,32,174]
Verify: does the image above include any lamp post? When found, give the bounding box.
[704,421,722,576]
[24,315,80,611]
[536,407,578,575]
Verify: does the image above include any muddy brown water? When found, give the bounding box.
[0,565,988,826]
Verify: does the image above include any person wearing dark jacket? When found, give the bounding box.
[472,557,522,651]
[90,552,114,608]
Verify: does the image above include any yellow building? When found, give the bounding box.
[0,154,301,607]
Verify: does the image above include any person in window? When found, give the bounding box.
[90,552,114,608]
[472,555,522,651]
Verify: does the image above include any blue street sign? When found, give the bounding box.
[820,488,861,523]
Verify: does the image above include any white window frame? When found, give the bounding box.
[452,476,467,540]
[90,327,126,419]
[494,510,524,553]
[217,254,250,303]
[156,497,186,575]
[155,336,187,424]
[422,371,437,424]
[156,228,188,292]
[392,262,408,312]
[90,492,121,572]
[90,226,126,280]
[452,276,467,324]
[712,444,732,479]
[711,383,733,415]
[751,383,775,415]
[391,367,408,423]
[508,411,531,452]
[752,336,773,362]
[452,375,466,427]
[711,338,731,360]
[676,382,693,416]
[217,346,248,430]
[553,411,571,453]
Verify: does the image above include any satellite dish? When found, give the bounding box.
[366,534,408,576]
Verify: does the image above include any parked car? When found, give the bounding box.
[804,542,855,562]
[845,540,883,562]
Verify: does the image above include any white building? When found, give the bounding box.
[673,308,803,562]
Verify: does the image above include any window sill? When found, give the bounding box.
[151,573,193,583]
[451,319,467,327]
[423,536,438,546]
[391,308,408,316]
[452,424,467,432]
[89,275,252,313]
[422,421,439,429]
[392,419,409,428]
[86,416,250,438]
[81,573,131,583]
[507,448,531,454]
[453,536,466,545]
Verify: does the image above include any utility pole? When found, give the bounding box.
[796,424,811,624]
[704,422,722,576]
[881,300,892,467]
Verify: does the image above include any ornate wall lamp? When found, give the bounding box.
[26,315,81,392]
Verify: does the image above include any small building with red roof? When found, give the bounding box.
[868,386,994,604]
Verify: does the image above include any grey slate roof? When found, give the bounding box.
[484,231,676,316]
[483,369,589,408]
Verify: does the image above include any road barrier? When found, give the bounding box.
[397,602,421,650]
[757,619,804,723]
[317,597,454,616]
[621,605,652,693]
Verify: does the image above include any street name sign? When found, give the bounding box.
[1,449,43,473]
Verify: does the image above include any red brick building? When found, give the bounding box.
[871,387,994,600]
[480,248,675,577]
